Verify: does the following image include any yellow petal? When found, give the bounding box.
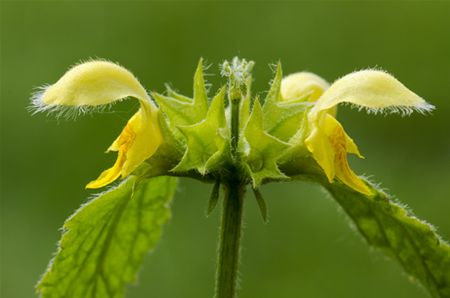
[86,149,127,189]
[33,60,153,110]
[281,72,330,102]
[344,130,363,158]
[324,115,371,195]
[306,114,372,195]
[312,70,434,115]
[118,106,162,177]
[86,105,162,189]
[305,126,336,182]
[334,151,372,196]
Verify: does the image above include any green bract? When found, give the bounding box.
[146,60,315,187]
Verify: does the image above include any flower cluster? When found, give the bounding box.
[33,58,433,196]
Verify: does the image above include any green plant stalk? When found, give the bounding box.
[230,98,240,158]
[214,85,245,298]
[215,182,245,298]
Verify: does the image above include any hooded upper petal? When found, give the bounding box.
[34,61,153,109]
[281,72,330,102]
[311,70,434,116]
[34,61,162,188]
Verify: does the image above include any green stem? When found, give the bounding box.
[215,63,246,298]
[230,99,240,158]
[215,182,245,298]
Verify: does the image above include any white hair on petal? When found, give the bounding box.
[29,84,51,113]
[29,84,129,120]
[338,100,435,117]
[329,67,436,117]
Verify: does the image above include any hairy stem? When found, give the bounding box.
[230,99,240,158]
[215,57,248,298]
[215,182,245,298]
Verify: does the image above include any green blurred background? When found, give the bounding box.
[1,1,450,298]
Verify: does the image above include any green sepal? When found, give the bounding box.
[132,112,185,179]
[239,78,252,131]
[37,176,178,298]
[252,188,268,223]
[266,101,310,143]
[207,179,221,216]
[262,62,283,109]
[262,63,311,142]
[172,87,229,175]
[313,177,450,298]
[241,99,290,187]
[276,114,313,168]
[165,83,192,103]
[152,59,209,128]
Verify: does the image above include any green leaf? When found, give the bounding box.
[37,176,178,298]
[322,179,450,298]
[241,100,290,187]
[172,87,229,174]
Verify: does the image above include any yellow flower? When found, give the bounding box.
[33,61,162,189]
[282,70,434,196]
